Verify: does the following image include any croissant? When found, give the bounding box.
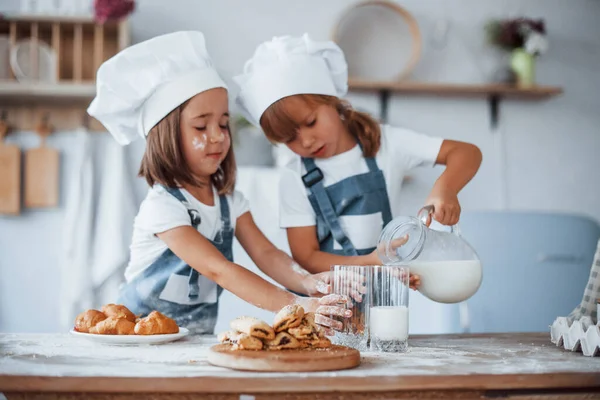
[74,310,107,333]
[101,304,136,323]
[134,311,179,335]
[89,316,135,335]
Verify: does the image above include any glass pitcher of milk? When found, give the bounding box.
[376,205,482,304]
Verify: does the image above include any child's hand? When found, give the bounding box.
[295,294,351,336]
[300,272,367,303]
[299,272,332,297]
[391,267,421,290]
[369,234,409,264]
[424,188,461,226]
[409,273,421,290]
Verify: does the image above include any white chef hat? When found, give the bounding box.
[88,31,227,145]
[234,33,348,127]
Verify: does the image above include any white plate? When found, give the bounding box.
[10,39,57,83]
[69,327,189,345]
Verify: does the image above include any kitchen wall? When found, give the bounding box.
[1,0,599,333]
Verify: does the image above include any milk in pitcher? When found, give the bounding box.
[408,260,482,303]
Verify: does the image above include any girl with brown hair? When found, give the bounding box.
[235,34,482,277]
[87,31,350,334]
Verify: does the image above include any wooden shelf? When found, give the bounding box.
[1,14,101,24]
[0,15,129,132]
[0,81,96,103]
[348,80,563,99]
[347,79,564,128]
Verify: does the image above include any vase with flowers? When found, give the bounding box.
[485,18,548,88]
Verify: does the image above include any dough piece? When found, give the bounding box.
[267,332,301,350]
[74,310,107,333]
[273,305,304,332]
[101,304,136,323]
[317,328,326,338]
[303,312,316,328]
[231,332,263,350]
[217,330,240,343]
[310,337,332,349]
[288,312,318,339]
[134,311,179,335]
[230,316,275,340]
[302,312,327,338]
[288,324,314,340]
[89,317,135,335]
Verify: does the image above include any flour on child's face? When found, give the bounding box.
[192,135,207,151]
[179,88,231,177]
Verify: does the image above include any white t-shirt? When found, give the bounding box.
[125,185,250,282]
[279,124,443,251]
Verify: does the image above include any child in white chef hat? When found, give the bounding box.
[87,31,351,334]
[235,34,482,276]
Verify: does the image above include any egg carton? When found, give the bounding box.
[550,316,600,356]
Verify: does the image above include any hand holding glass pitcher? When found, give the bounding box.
[377,205,482,304]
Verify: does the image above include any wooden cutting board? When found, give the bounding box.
[207,344,361,372]
[0,118,21,215]
[25,118,59,208]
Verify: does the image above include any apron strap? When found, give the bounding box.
[218,195,232,231]
[162,186,202,228]
[356,141,379,173]
[301,157,358,256]
[162,185,204,299]
[364,156,378,173]
[188,195,232,298]
[164,186,187,202]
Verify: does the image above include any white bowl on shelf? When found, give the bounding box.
[10,39,57,83]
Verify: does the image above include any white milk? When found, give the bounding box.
[370,306,409,341]
[409,260,482,304]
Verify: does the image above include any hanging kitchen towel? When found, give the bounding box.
[59,127,95,330]
[91,135,137,306]
[568,239,600,324]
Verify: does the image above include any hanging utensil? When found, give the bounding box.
[0,111,21,215]
[25,112,60,208]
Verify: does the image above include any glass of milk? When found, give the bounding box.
[330,265,371,351]
[370,265,410,353]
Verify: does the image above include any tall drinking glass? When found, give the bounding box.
[370,265,410,352]
[330,265,370,351]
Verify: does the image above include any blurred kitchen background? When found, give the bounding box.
[0,0,599,336]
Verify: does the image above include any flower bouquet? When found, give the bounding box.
[485,18,548,87]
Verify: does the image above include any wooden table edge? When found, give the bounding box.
[1,372,600,393]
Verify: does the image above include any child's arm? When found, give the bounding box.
[426,139,482,226]
[158,226,298,312]
[158,226,350,330]
[287,227,419,289]
[235,212,338,295]
[156,226,346,327]
[286,226,379,274]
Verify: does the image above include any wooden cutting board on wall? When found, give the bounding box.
[0,117,21,215]
[24,116,60,208]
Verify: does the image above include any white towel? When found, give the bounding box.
[91,138,137,306]
[59,128,95,330]
[568,239,600,324]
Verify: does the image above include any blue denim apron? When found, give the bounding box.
[301,148,393,256]
[118,187,233,334]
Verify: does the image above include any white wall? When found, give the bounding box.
[1,0,599,333]
[126,0,600,220]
